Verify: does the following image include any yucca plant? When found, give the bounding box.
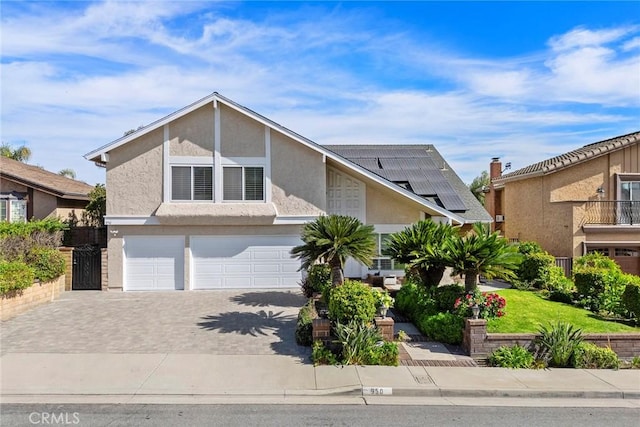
[442,223,522,292]
[291,215,376,286]
[334,320,383,365]
[535,321,584,367]
[385,220,456,288]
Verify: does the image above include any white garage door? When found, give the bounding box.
[191,235,302,289]
[124,236,184,291]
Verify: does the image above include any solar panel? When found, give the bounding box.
[439,193,467,211]
[408,180,435,195]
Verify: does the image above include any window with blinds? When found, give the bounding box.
[223,166,264,201]
[171,166,212,201]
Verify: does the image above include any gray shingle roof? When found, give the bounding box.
[323,144,491,223]
[0,157,93,199]
[496,131,640,183]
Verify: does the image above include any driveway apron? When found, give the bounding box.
[0,290,310,358]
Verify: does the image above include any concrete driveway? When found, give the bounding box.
[0,290,310,358]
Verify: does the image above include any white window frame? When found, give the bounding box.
[365,225,408,274]
[0,200,7,221]
[0,198,27,223]
[221,157,267,203]
[169,156,214,202]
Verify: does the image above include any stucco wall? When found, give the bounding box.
[107,224,303,290]
[270,132,325,216]
[169,104,214,156]
[0,178,28,193]
[107,127,164,216]
[502,146,640,258]
[32,190,58,219]
[220,105,265,157]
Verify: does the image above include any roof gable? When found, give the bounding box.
[495,131,640,183]
[0,157,93,199]
[84,92,486,224]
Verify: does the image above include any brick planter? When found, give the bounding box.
[312,316,396,344]
[463,318,640,361]
[1,275,65,321]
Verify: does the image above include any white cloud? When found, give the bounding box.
[1,2,638,186]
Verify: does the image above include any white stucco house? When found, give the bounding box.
[85,92,490,291]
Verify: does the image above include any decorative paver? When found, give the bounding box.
[0,290,310,358]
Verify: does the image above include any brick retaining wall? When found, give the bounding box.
[463,319,640,361]
[1,275,65,321]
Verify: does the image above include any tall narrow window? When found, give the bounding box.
[245,167,264,201]
[193,167,213,200]
[0,200,7,221]
[223,167,243,200]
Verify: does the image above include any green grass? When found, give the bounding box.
[486,289,640,333]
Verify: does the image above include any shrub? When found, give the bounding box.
[295,299,317,346]
[417,312,464,344]
[311,340,338,366]
[372,288,394,309]
[395,280,438,320]
[518,251,555,288]
[433,284,465,313]
[489,345,534,369]
[367,341,399,366]
[334,320,383,365]
[454,290,506,319]
[0,218,66,262]
[622,281,640,320]
[0,261,35,295]
[535,321,583,367]
[517,241,544,256]
[573,342,620,369]
[26,247,66,283]
[328,279,377,324]
[300,264,331,298]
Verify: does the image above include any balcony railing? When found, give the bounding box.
[584,201,640,225]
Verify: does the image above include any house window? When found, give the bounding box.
[0,198,27,223]
[223,166,264,201]
[619,179,640,224]
[587,247,610,256]
[614,248,639,257]
[171,166,213,201]
[368,233,405,271]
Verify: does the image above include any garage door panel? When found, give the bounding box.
[124,236,184,291]
[191,235,301,289]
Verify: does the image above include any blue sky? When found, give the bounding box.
[2,1,639,186]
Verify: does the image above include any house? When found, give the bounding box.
[0,157,94,223]
[486,131,640,276]
[84,92,490,291]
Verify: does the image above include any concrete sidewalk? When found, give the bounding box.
[1,353,639,405]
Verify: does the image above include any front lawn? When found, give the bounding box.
[486,289,640,333]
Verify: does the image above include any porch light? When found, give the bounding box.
[596,187,605,198]
[471,304,480,319]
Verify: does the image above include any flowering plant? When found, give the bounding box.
[372,288,394,308]
[454,291,506,319]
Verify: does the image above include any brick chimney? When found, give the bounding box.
[486,157,502,232]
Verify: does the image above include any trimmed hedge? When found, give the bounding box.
[295,299,317,346]
[573,342,620,369]
[622,282,640,320]
[328,280,377,324]
[416,312,464,344]
[0,261,35,295]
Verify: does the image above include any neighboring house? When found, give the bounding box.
[84,92,490,291]
[486,131,640,276]
[0,157,94,223]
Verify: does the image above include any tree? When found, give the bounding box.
[468,170,489,206]
[443,223,522,292]
[0,142,31,162]
[291,215,376,286]
[58,168,76,179]
[82,184,106,227]
[386,219,456,289]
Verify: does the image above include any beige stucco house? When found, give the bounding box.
[486,131,640,276]
[0,157,93,223]
[85,92,490,291]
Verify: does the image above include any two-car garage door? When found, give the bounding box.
[123,235,301,291]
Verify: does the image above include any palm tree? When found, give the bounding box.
[291,215,376,286]
[443,223,522,292]
[385,219,456,289]
[0,142,31,162]
[58,168,76,179]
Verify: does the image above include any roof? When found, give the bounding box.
[0,157,94,200]
[495,131,640,184]
[84,92,486,224]
[324,145,492,223]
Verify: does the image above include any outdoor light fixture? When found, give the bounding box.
[596,187,605,198]
[109,229,119,237]
[471,304,480,320]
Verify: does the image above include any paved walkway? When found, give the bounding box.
[0,290,309,357]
